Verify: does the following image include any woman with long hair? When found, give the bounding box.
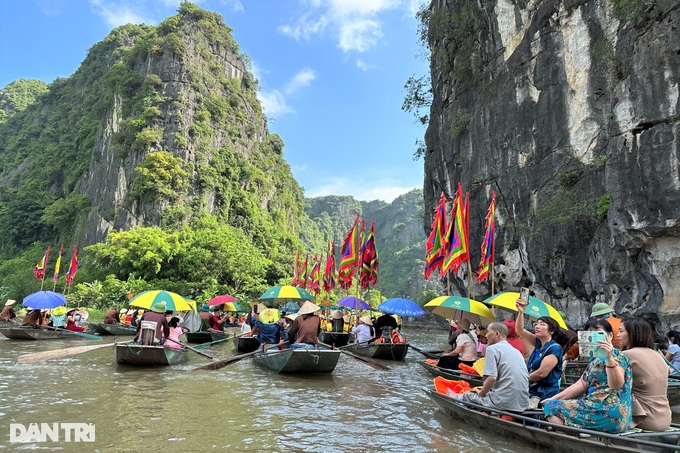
[620,317,671,431]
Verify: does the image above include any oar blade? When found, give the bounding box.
[319,342,390,371]
[193,355,248,371]
[17,343,111,364]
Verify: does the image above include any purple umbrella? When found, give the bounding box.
[337,296,370,310]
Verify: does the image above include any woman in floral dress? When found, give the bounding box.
[541,318,632,433]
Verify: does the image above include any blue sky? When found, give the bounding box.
[0,0,428,202]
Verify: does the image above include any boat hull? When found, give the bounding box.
[418,361,485,386]
[253,348,341,374]
[344,342,409,361]
[185,331,228,344]
[114,344,188,366]
[0,326,82,340]
[318,331,350,348]
[234,335,260,352]
[89,322,137,336]
[425,388,680,452]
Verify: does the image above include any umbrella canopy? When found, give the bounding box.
[281,302,301,313]
[483,292,566,329]
[337,296,370,310]
[258,285,313,303]
[207,295,236,307]
[424,296,495,326]
[129,290,196,312]
[220,302,242,312]
[23,291,66,310]
[377,298,425,317]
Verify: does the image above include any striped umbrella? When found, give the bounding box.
[424,296,495,326]
[483,292,566,329]
[258,285,313,303]
[129,290,195,312]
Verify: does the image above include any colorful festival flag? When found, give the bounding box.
[309,256,321,294]
[360,219,378,289]
[291,250,300,286]
[441,183,470,276]
[476,191,496,283]
[299,254,309,289]
[424,193,447,280]
[65,247,78,285]
[322,241,336,293]
[339,214,360,285]
[53,244,64,281]
[33,246,50,281]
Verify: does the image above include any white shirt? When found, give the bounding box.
[352,324,373,343]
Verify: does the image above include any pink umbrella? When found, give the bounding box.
[207,295,236,307]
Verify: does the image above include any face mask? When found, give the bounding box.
[75,315,81,320]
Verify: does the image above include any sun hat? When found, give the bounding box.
[66,307,78,315]
[201,304,210,312]
[285,313,298,321]
[590,302,614,317]
[258,308,281,324]
[343,314,351,323]
[298,301,321,316]
[77,309,89,321]
[359,316,373,326]
[52,306,67,316]
[457,319,471,331]
[5,299,16,306]
[150,302,166,313]
[120,308,128,314]
[331,310,343,320]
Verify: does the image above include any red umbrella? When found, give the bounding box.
[207,295,236,307]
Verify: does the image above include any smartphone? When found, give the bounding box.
[252,305,258,314]
[519,287,529,306]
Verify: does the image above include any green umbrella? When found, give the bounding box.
[258,285,313,303]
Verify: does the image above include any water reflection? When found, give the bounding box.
[0,330,545,452]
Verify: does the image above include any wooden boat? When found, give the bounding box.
[185,330,229,344]
[318,331,350,348]
[418,361,485,386]
[88,322,137,336]
[234,334,260,352]
[414,349,445,360]
[252,347,341,374]
[565,361,680,406]
[114,343,188,366]
[0,326,83,340]
[425,387,680,452]
[344,342,409,361]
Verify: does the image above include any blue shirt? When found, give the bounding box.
[528,338,563,398]
[252,319,280,345]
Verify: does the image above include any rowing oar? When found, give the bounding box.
[17,341,131,364]
[193,341,288,371]
[191,334,234,351]
[319,342,390,371]
[408,344,444,359]
[44,325,103,341]
[165,338,219,362]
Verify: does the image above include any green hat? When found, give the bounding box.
[201,304,210,312]
[590,302,614,317]
[150,302,166,313]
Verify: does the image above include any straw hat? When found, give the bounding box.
[457,319,471,331]
[331,310,343,320]
[590,302,614,317]
[343,315,351,324]
[298,301,321,316]
[120,308,128,314]
[359,316,372,326]
[5,299,16,307]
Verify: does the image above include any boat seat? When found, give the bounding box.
[140,320,158,345]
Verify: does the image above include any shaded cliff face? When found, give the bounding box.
[423,0,680,328]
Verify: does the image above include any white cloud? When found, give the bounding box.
[219,0,244,13]
[278,0,400,53]
[257,90,293,117]
[305,177,416,202]
[36,0,64,17]
[89,0,150,27]
[284,68,317,95]
[355,59,371,71]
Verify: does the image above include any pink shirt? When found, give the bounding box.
[167,326,183,349]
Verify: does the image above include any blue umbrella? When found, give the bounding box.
[23,291,66,309]
[281,302,300,313]
[377,298,425,317]
[337,297,370,310]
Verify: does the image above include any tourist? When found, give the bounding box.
[515,299,563,400]
[477,330,488,357]
[542,318,632,433]
[590,302,622,349]
[287,301,321,347]
[503,319,525,357]
[619,317,671,431]
[0,299,17,323]
[329,310,345,333]
[103,307,120,324]
[166,316,189,349]
[124,309,134,325]
[210,308,228,331]
[50,306,67,328]
[374,313,398,341]
[118,308,128,323]
[199,304,214,331]
[447,321,459,350]
[251,307,281,347]
[134,302,170,345]
[456,322,529,411]
[65,308,86,332]
[436,319,478,371]
[665,330,680,372]
[21,308,41,327]
[351,316,374,344]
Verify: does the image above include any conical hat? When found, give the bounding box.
[297,301,320,315]
[360,316,372,326]
[5,299,16,306]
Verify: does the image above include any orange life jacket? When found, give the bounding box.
[391,330,406,343]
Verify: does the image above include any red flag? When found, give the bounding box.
[291,250,300,286]
[476,192,496,282]
[33,246,50,281]
[424,193,447,280]
[339,214,360,285]
[322,241,336,293]
[360,220,378,289]
[65,247,78,285]
[309,256,321,294]
[299,255,309,289]
[441,183,470,276]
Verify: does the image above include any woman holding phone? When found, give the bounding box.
[515,291,563,400]
[541,318,632,433]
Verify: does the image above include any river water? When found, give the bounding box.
[0,328,540,452]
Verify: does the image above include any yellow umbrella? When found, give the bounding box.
[483,292,566,329]
[129,290,196,312]
[424,296,495,326]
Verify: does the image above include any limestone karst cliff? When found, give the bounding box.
[422,0,680,328]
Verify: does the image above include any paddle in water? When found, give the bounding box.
[319,342,390,371]
[193,341,288,371]
[165,338,219,362]
[17,341,131,364]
